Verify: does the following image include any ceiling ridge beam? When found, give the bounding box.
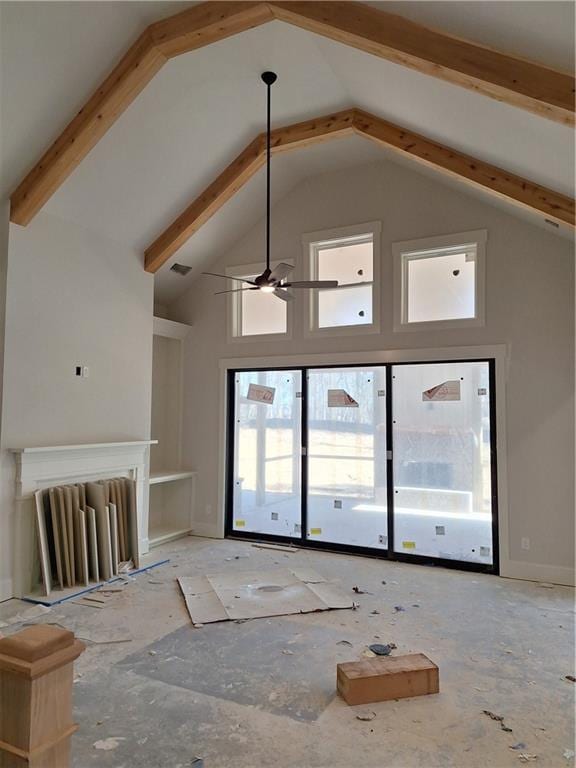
[350,108,574,229]
[144,107,574,274]
[268,1,575,126]
[10,1,575,227]
[144,109,356,273]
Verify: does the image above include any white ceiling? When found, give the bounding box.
[2,1,574,304]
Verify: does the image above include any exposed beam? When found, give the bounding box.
[10,1,575,227]
[352,109,575,231]
[144,107,574,273]
[144,110,355,272]
[270,2,575,126]
[9,2,273,226]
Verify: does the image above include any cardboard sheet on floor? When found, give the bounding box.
[178,568,353,625]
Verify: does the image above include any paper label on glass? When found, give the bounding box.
[247,383,275,404]
[327,389,359,407]
[422,380,461,401]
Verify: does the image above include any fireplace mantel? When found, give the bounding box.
[11,440,157,597]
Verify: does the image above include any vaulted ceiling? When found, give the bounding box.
[2,0,574,304]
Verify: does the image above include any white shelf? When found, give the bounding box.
[153,316,192,340]
[149,525,193,548]
[149,470,196,485]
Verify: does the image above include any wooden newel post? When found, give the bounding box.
[0,625,85,767]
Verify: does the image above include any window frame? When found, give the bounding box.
[393,229,487,332]
[302,221,381,338]
[226,260,293,342]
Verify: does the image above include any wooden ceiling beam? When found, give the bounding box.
[352,109,574,231]
[144,110,355,273]
[269,1,575,126]
[144,107,574,273]
[9,2,273,226]
[10,1,575,227]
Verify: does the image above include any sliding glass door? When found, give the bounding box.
[306,367,388,549]
[391,361,495,566]
[231,370,302,538]
[227,360,497,572]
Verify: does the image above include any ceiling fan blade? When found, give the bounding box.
[269,262,294,283]
[203,271,256,286]
[214,287,258,295]
[273,288,294,302]
[284,280,339,289]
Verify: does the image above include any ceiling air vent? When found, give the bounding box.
[170,263,192,276]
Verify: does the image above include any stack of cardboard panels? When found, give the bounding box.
[34,478,138,597]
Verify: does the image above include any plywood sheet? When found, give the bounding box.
[179,568,353,625]
[126,478,138,567]
[86,482,112,581]
[76,508,90,586]
[56,487,72,587]
[109,503,119,576]
[63,486,76,585]
[48,488,64,589]
[86,506,99,582]
[34,490,52,596]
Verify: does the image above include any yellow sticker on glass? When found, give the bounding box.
[402,541,416,549]
[310,527,322,535]
[235,520,246,528]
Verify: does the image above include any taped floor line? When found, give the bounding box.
[21,558,170,606]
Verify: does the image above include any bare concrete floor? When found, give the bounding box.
[1,537,574,768]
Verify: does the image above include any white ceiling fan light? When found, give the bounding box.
[203,72,339,300]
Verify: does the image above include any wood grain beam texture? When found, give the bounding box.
[270,1,575,126]
[144,110,356,273]
[144,108,575,273]
[9,2,274,226]
[10,1,575,227]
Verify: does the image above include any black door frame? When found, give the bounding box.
[225,358,499,575]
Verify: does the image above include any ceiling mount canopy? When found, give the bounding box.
[202,71,338,301]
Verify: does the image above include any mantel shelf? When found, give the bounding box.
[11,440,158,454]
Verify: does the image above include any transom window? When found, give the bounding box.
[228,262,292,339]
[304,222,381,336]
[393,230,487,331]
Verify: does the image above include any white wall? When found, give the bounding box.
[169,158,575,584]
[0,211,154,599]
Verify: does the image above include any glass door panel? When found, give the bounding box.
[392,361,493,565]
[306,367,388,548]
[232,370,302,538]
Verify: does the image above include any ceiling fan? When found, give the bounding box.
[203,72,338,302]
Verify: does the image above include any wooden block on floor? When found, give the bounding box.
[337,653,439,706]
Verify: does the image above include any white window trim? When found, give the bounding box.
[393,229,487,332]
[226,260,293,343]
[302,221,381,338]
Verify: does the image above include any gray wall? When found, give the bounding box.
[0,211,154,599]
[170,158,575,583]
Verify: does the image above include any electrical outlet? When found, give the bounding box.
[334,499,342,509]
[435,525,446,536]
[378,534,387,545]
[271,512,279,521]
[521,537,530,551]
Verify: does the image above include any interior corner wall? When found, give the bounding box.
[168,159,575,585]
[0,211,154,600]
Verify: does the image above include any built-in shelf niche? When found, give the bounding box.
[150,317,195,546]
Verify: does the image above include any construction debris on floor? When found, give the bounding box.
[178,568,353,625]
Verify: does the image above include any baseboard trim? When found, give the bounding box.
[191,522,223,540]
[0,577,14,602]
[500,560,574,587]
